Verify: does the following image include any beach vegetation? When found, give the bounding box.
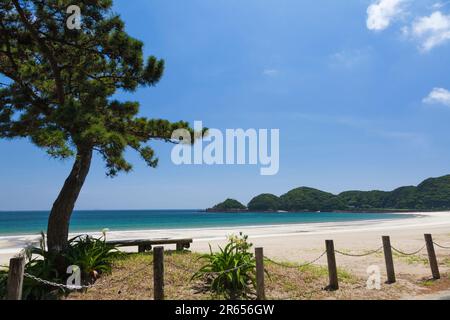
[66,250,421,300]
[391,252,428,265]
[64,235,122,281]
[443,257,450,268]
[192,233,257,299]
[421,279,437,287]
[0,233,120,300]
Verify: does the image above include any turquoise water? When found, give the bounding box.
[0,210,413,236]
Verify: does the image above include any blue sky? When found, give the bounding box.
[2,0,450,210]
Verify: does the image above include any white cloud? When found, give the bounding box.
[432,2,449,10]
[367,0,406,31]
[423,87,450,106]
[262,69,279,76]
[329,48,372,68]
[410,11,450,51]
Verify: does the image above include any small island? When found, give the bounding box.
[206,199,248,212]
[208,174,450,213]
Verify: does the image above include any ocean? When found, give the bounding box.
[0,210,413,236]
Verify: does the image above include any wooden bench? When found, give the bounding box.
[106,238,193,253]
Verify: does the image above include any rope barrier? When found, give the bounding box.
[206,264,253,276]
[390,245,426,256]
[264,251,327,269]
[107,261,152,287]
[23,260,154,291]
[167,260,252,275]
[433,241,450,249]
[2,235,449,296]
[335,246,383,257]
[24,273,92,290]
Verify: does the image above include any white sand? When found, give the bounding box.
[1,211,450,267]
[2,211,449,299]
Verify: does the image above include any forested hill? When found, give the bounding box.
[209,175,450,212]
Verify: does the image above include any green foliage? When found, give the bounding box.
[248,194,280,211]
[342,175,450,211]
[0,0,195,175]
[280,187,346,212]
[192,233,257,300]
[12,233,62,300]
[1,0,200,251]
[384,186,418,209]
[212,199,247,211]
[338,190,388,209]
[215,175,450,212]
[0,233,120,300]
[415,175,450,209]
[64,235,122,280]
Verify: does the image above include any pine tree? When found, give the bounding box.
[0,0,195,255]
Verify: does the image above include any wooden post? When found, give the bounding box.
[424,234,440,280]
[153,246,164,300]
[382,236,396,284]
[255,247,265,300]
[325,240,339,290]
[7,255,25,300]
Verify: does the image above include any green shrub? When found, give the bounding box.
[14,232,62,300]
[0,232,120,300]
[192,233,257,300]
[64,235,122,282]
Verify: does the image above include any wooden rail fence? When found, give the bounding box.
[4,233,449,300]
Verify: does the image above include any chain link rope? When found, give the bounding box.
[390,244,426,256]
[23,260,155,291]
[433,241,450,249]
[3,236,450,295]
[106,260,153,289]
[264,251,327,269]
[335,246,384,257]
[23,273,92,290]
[167,259,252,276]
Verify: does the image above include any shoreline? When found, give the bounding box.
[1,211,448,253]
[0,210,415,239]
[3,210,450,298]
[0,211,421,241]
[0,210,420,240]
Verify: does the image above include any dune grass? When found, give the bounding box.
[67,250,420,300]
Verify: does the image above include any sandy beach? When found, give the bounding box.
[2,211,450,299]
[1,211,450,266]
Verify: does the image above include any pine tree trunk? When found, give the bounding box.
[47,147,93,254]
